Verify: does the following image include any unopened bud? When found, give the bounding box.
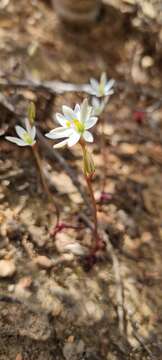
[28,102,36,124]
[83,147,95,177]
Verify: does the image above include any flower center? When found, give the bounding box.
[22,132,33,145]
[73,119,85,133]
[99,84,104,96]
[66,120,71,128]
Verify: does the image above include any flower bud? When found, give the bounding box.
[83,147,95,178]
[28,102,36,125]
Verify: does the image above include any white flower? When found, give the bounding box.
[91,97,107,116]
[6,118,36,147]
[45,98,98,148]
[90,72,115,98]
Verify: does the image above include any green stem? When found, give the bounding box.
[100,120,107,193]
[32,144,60,225]
[85,174,98,240]
[100,96,109,194]
[80,140,99,247]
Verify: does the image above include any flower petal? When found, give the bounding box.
[105,79,115,92]
[15,125,26,139]
[62,105,76,120]
[74,104,80,114]
[5,136,27,146]
[53,139,68,148]
[85,116,98,129]
[90,78,99,92]
[91,97,105,116]
[80,98,92,123]
[67,131,80,147]
[83,130,93,143]
[92,97,100,107]
[25,118,31,133]
[100,72,107,87]
[30,126,36,140]
[55,113,67,127]
[45,127,72,139]
[105,89,114,96]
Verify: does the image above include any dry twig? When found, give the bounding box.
[130,319,155,360]
[0,78,91,95]
[103,230,126,335]
[1,77,162,101]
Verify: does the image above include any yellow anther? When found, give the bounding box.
[22,132,33,145]
[73,119,85,133]
[99,84,104,96]
[66,120,71,128]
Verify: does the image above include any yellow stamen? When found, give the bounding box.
[22,132,33,144]
[99,84,104,96]
[73,119,85,133]
[66,120,71,128]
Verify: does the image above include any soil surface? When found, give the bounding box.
[0,0,162,359]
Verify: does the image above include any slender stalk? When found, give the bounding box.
[32,144,49,195]
[80,140,101,250]
[85,174,98,240]
[99,96,109,195]
[32,144,60,225]
[100,120,107,194]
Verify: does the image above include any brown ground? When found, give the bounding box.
[0,0,162,359]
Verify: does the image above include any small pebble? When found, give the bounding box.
[34,255,53,268]
[17,276,32,289]
[15,354,23,360]
[55,233,87,256]
[67,335,75,343]
[52,300,63,316]
[0,259,16,277]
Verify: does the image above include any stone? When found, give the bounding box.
[85,300,104,322]
[63,339,85,360]
[28,225,49,247]
[52,300,63,316]
[55,233,87,256]
[0,260,16,277]
[14,276,32,299]
[34,255,53,268]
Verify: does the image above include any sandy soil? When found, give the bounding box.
[0,0,162,359]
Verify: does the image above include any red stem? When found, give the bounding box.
[80,140,101,250]
[85,174,98,240]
